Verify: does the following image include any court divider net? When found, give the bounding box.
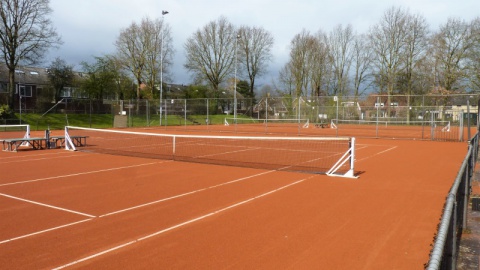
[65,126,357,178]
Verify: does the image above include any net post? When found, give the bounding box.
[302,119,309,128]
[172,136,176,156]
[20,124,31,146]
[25,125,30,139]
[64,126,77,151]
[349,137,356,176]
[330,120,337,129]
[326,137,358,179]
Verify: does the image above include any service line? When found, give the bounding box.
[100,169,277,217]
[0,161,167,187]
[0,193,95,218]
[53,175,314,269]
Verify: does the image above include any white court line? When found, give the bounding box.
[0,153,84,164]
[100,170,277,217]
[0,151,71,159]
[194,146,262,159]
[355,144,398,163]
[0,193,96,218]
[0,218,92,245]
[52,175,314,270]
[0,169,274,245]
[0,161,166,187]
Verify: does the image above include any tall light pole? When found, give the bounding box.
[234,33,239,121]
[160,10,168,126]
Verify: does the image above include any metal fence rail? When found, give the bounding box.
[426,132,479,269]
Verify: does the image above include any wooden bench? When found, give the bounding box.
[0,137,47,152]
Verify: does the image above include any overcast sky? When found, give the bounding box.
[46,0,479,87]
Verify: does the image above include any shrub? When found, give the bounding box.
[0,104,13,119]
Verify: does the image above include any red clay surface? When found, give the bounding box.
[0,128,469,269]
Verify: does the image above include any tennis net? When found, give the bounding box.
[225,118,308,125]
[331,119,450,128]
[224,118,310,134]
[0,124,30,139]
[65,126,357,178]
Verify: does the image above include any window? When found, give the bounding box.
[60,87,73,98]
[18,85,33,97]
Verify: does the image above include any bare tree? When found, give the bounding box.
[369,6,409,116]
[467,17,480,91]
[352,34,373,98]
[431,17,476,92]
[0,0,61,107]
[277,64,295,96]
[286,29,317,97]
[115,17,172,99]
[402,12,429,120]
[326,24,354,96]
[237,25,274,97]
[143,17,173,97]
[184,16,236,95]
[309,30,330,97]
[281,29,333,97]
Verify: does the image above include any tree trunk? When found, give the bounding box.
[8,70,16,109]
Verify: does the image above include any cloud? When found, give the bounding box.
[46,0,480,86]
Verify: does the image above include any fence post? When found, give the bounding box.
[445,201,457,269]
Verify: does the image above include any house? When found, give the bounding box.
[0,64,50,111]
[0,63,87,113]
[253,96,288,118]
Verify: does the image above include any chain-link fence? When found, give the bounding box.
[5,94,479,141]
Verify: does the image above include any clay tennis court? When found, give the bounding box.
[0,126,471,269]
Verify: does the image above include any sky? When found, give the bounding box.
[46,0,479,87]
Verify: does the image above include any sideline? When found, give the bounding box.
[355,144,398,163]
[0,161,166,187]
[0,153,83,164]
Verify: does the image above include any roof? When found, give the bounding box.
[0,64,50,85]
[0,63,86,86]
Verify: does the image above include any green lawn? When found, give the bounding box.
[12,113,237,131]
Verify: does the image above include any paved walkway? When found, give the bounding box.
[456,159,480,269]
